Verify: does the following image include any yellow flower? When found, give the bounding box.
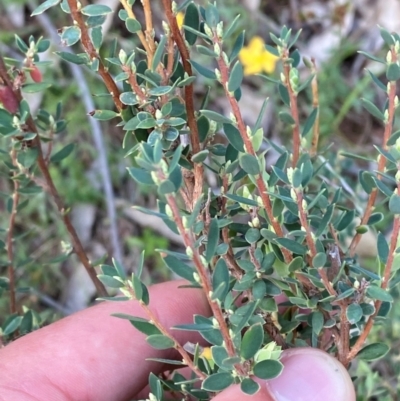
[176,12,184,29]
[239,36,279,76]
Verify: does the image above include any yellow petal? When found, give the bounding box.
[176,12,184,29]
[200,347,213,360]
[261,51,279,74]
[248,36,266,53]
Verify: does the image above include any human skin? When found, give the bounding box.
[0,280,356,401]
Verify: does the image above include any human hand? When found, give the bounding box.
[0,280,355,401]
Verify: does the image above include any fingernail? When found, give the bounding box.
[265,348,355,401]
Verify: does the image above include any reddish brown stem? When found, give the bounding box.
[161,0,203,207]
[166,194,241,367]
[66,0,123,111]
[215,40,291,264]
[310,58,320,157]
[349,49,397,256]
[282,50,301,166]
[0,55,108,298]
[7,149,19,315]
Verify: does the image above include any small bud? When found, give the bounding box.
[212,318,219,328]
[396,170,400,183]
[395,95,399,108]
[215,68,222,82]
[130,62,136,74]
[162,20,170,35]
[165,204,173,217]
[119,49,127,64]
[290,188,297,201]
[193,272,201,283]
[256,271,262,278]
[246,125,252,138]
[29,65,42,83]
[286,167,294,184]
[186,246,193,258]
[213,42,221,56]
[155,109,163,120]
[252,217,260,227]
[280,72,286,83]
[171,1,178,14]
[386,50,392,64]
[302,199,307,211]
[222,51,229,66]
[204,23,213,38]
[354,279,360,289]
[216,21,224,38]
[182,216,189,229]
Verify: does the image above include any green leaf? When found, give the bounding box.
[127,167,154,185]
[55,51,88,65]
[90,110,119,121]
[279,111,296,125]
[152,35,167,71]
[230,30,245,61]
[379,26,395,46]
[223,123,244,152]
[81,4,112,16]
[212,259,229,301]
[241,323,264,360]
[312,253,327,269]
[278,83,290,106]
[389,193,400,214]
[377,232,389,264]
[192,150,209,163]
[311,311,324,335]
[50,143,75,163]
[239,154,260,175]
[184,3,199,45]
[97,274,124,288]
[387,129,400,146]
[190,60,216,79]
[253,359,284,380]
[22,83,51,93]
[288,256,303,272]
[346,303,363,324]
[225,193,258,207]
[202,372,234,392]
[387,63,400,81]
[366,286,393,302]
[211,345,229,367]
[245,228,260,244]
[91,26,103,50]
[112,314,161,335]
[228,61,244,92]
[61,26,81,46]
[126,18,142,33]
[163,255,196,281]
[361,98,385,121]
[206,218,219,262]
[3,316,23,336]
[31,0,61,16]
[241,378,260,395]
[357,343,389,361]
[120,92,138,105]
[302,107,318,137]
[201,110,231,124]
[274,238,307,255]
[146,334,175,350]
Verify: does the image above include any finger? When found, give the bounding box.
[0,280,210,401]
[213,348,355,401]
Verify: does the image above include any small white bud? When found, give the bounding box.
[222,51,229,66]
[290,188,297,201]
[204,23,213,38]
[119,49,127,64]
[287,167,294,185]
[302,199,307,211]
[193,272,201,282]
[155,109,163,120]
[216,21,224,38]
[386,50,392,64]
[186,246,194,258]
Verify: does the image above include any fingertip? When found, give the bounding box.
[264,348,356,401]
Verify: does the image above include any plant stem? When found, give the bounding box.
[349,48,397,256]
[282,50,301,166]
[67,0,123,111]
[140,301,206,379]
[215,39,291,264]
[0,55,108,298]
[166,194,240,365]
[161,0,203,207]
[310,58,320,157]
[7,148,19,315]
[119,0,153,63]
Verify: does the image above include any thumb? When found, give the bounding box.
[213,348,356,401]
